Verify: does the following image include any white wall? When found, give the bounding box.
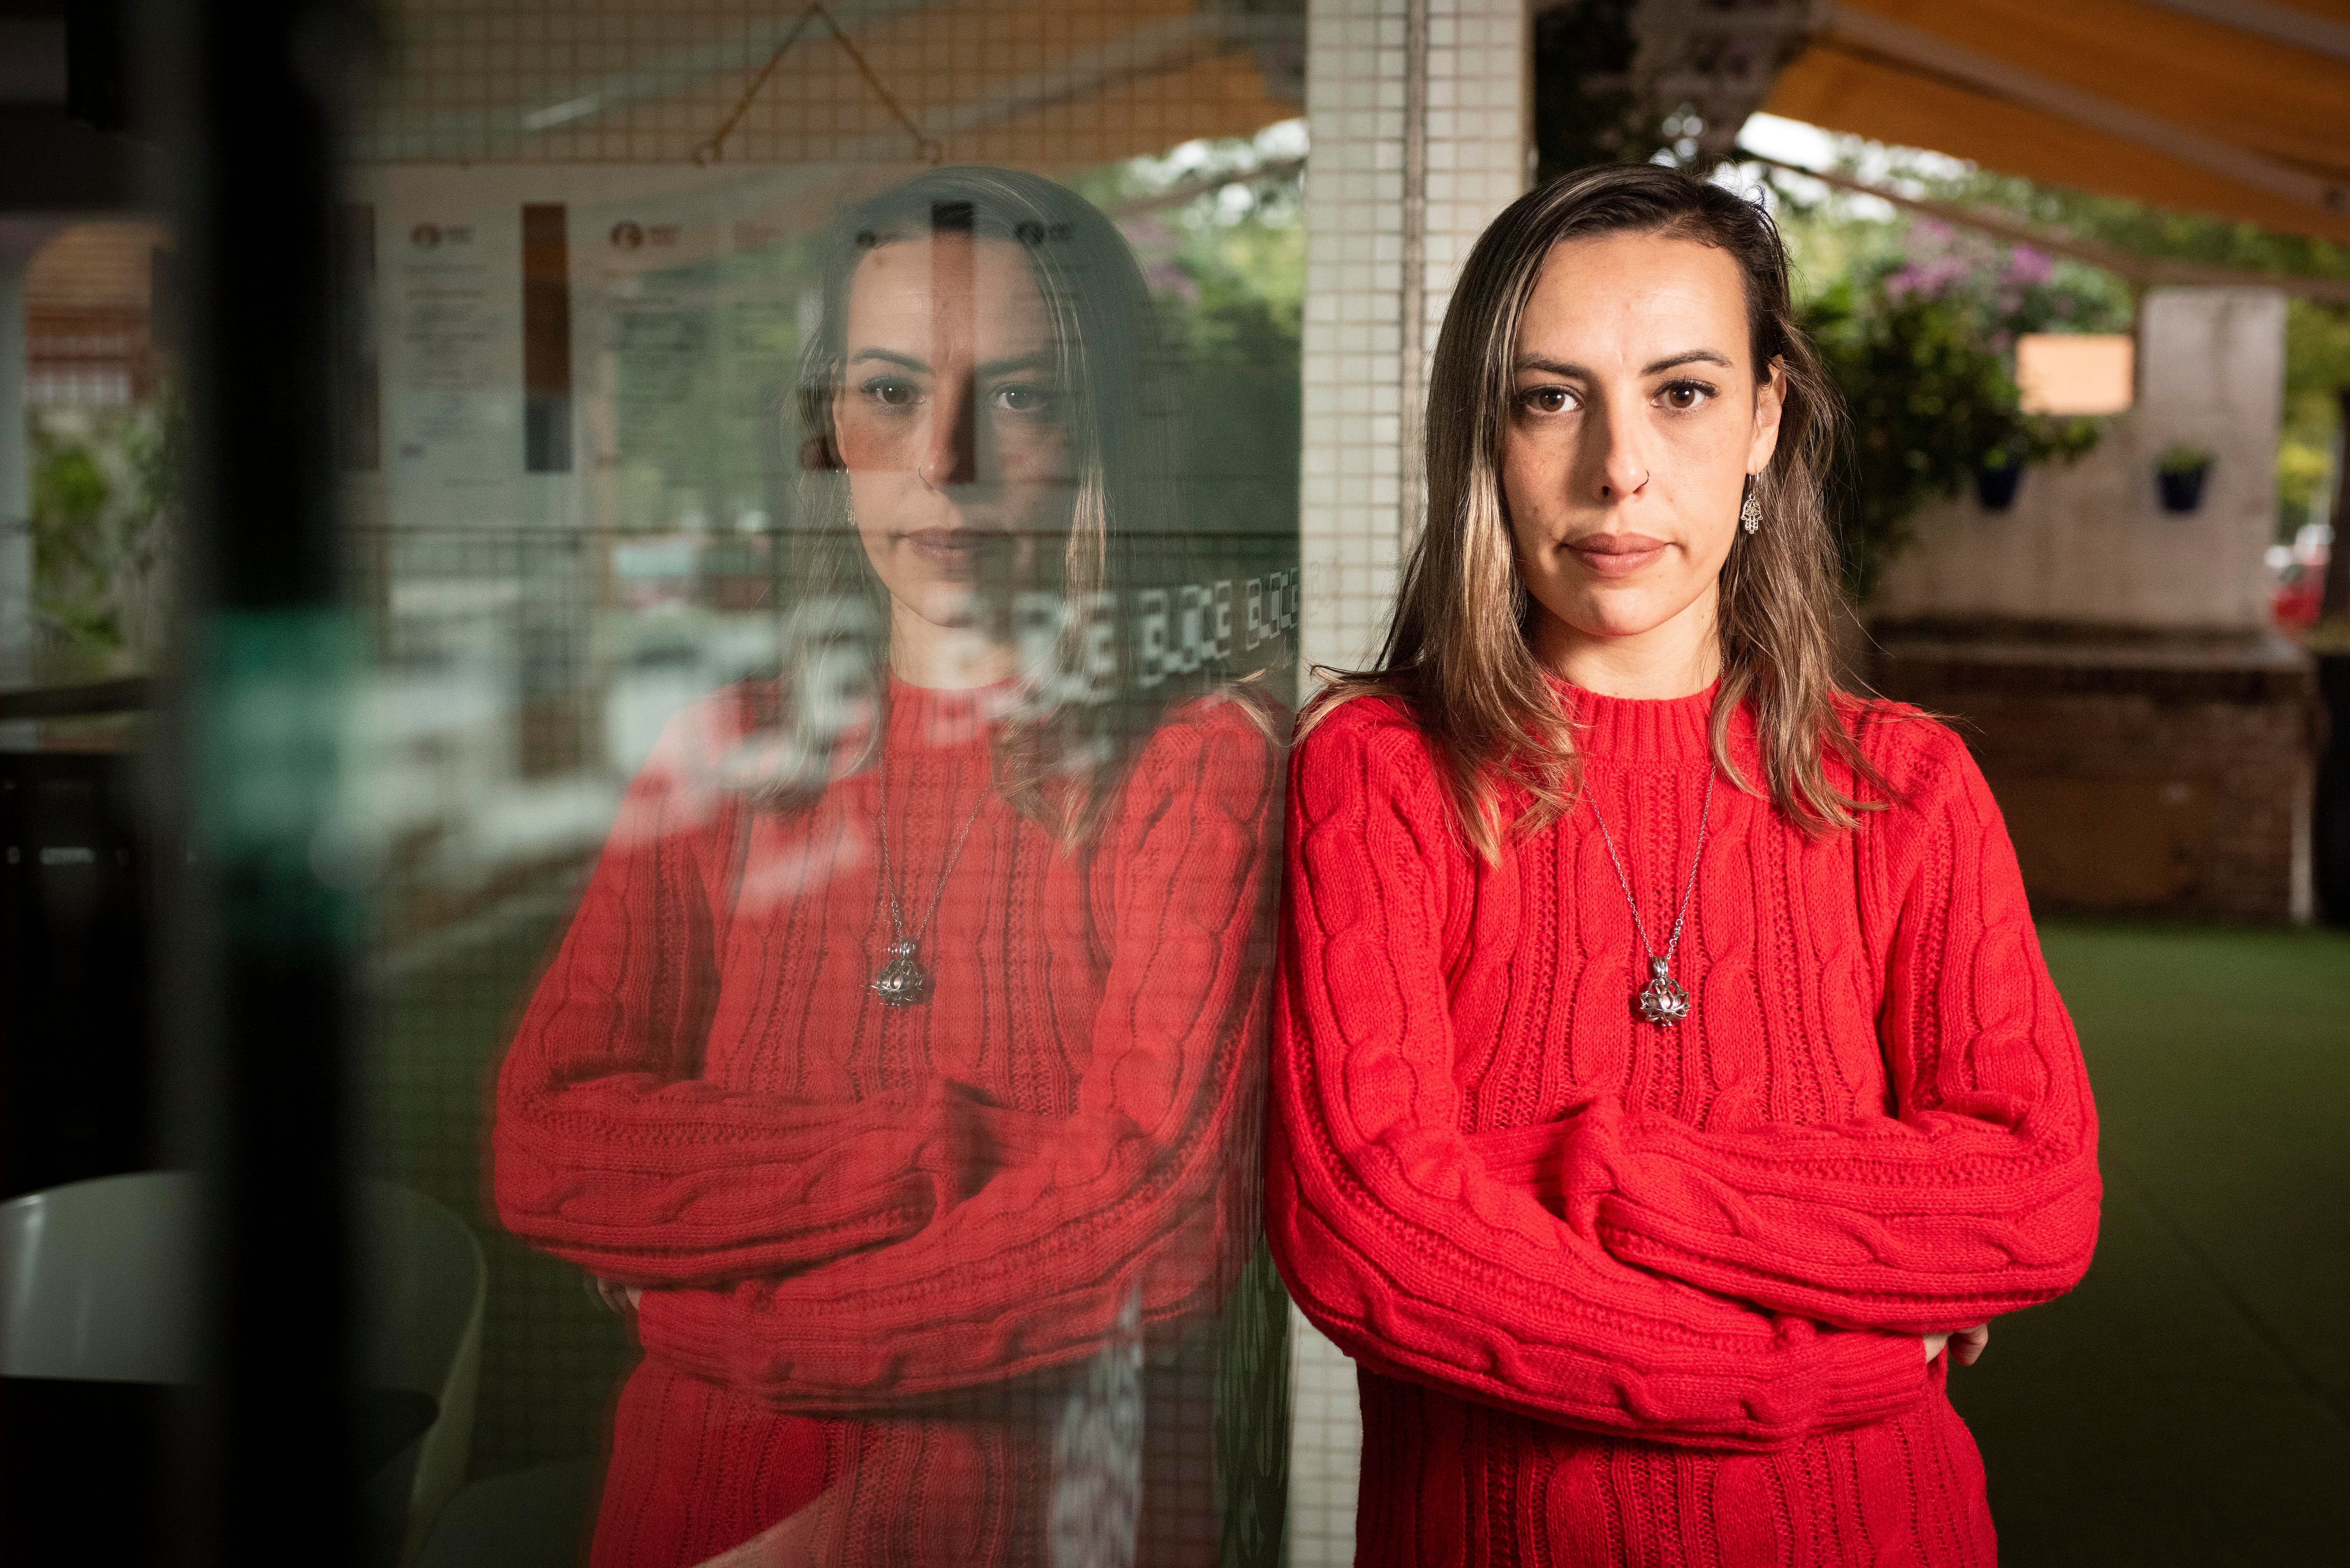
[1872,288,2286,634]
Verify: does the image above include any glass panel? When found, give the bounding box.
[343,6,1301,1562]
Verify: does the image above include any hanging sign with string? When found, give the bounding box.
[693,3,945,167]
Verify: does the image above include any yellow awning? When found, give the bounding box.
[357,0,1298,170]
[1765,0,2350,245]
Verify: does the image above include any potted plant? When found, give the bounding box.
[2156,443,2215,513]
[1974,443,2026,511]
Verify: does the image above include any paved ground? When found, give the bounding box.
[1948,921,2350,1566]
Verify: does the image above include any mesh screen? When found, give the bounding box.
[341,3,1307,1561]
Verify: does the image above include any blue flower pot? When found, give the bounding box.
[2157,465,2209,513]
[1974,460,2025,511]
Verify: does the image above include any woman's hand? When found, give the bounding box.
[686,1496,827,1566]
[1923,1324,1991,1365]
[589,1277,643,1315]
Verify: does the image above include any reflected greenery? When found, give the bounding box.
[27,393,178,682]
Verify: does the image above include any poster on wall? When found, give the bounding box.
[384,195,525,523]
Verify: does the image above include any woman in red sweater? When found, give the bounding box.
[493,169,1286,1568]
[1266,164,2100,1565]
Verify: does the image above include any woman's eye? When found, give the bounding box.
[860,377,921,409]
[1518,386,1574,414]
[992,383,1059,416]
[1658,381,1716,411]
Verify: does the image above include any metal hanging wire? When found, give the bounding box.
[692,2,945,166]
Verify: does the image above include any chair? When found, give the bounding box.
[0,1171,487,1565]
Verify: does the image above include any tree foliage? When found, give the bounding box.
[1078,136,1307,548]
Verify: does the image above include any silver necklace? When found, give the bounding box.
[1584,773,1713,1028]
[869,744,988,1008]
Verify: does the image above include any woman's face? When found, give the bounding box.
[832,233,1073,638]
[1500,232,1783,671]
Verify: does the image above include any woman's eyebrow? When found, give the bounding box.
[1512,349,1733,377]
[846,348,1053,376]
[1642,348,1732,374]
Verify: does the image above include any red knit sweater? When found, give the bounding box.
[1266,680,2100,1567]
[494,677,1280,1567]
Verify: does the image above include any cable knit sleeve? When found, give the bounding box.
[1265,699,1929,1451]
[492,693,969,1284]
[1585,722,2102,1334]
[629,695,1280,1410]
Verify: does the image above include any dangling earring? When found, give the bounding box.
[1739,476,1762,535]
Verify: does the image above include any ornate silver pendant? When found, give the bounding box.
[1635,956,1691,1028]
[871,938,932,1007]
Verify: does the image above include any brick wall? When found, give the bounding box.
[1871,627,2319,923]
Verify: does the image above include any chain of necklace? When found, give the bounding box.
[1584,772,1714,1028]
[869,740,988,1008]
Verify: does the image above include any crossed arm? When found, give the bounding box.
[493,694,1283,1412]
[1581,735,2100,1336]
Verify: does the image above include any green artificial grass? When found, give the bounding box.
[1946,921,2350,1566]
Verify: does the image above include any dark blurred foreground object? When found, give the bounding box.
[0,1174,486,1563]
[131,0,370,1559]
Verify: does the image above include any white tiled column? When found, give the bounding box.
[1288,3,1527,1564]
[1298,0,1528,675]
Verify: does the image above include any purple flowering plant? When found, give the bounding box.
[1804,222,2125,598]
[1876,220,2128,351]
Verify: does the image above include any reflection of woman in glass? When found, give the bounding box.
[1269,164,2099,1565]
[494,168,1285,1568]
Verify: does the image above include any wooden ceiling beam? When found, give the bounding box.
[2131,0,2350,67]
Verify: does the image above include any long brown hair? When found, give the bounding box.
[1305,162,1890,858]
